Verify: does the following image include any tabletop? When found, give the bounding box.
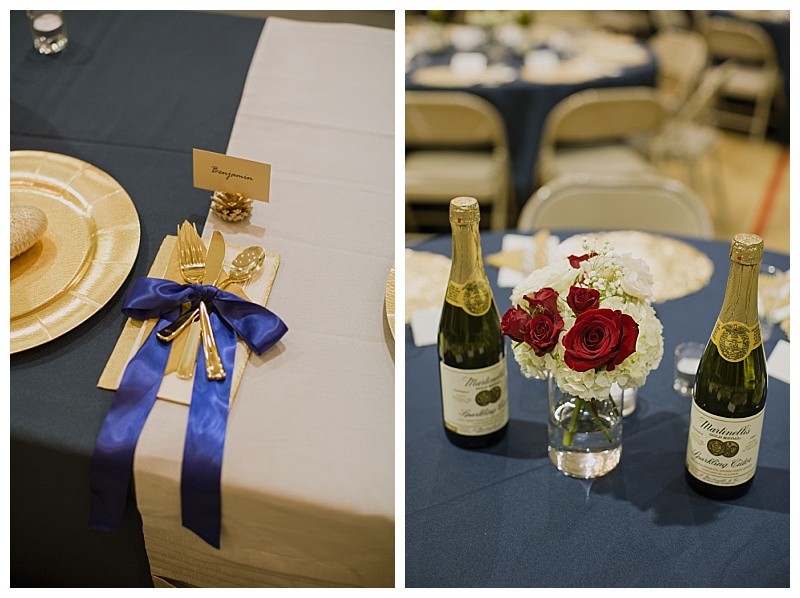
[405,24,657,213]
[405,231,789,587]
[10,10,394,588]
[10,10,264,587]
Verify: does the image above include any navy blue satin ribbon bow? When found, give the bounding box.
[89,277,287,548]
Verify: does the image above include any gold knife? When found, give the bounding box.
[200,231,227,380]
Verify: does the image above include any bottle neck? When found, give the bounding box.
[450,221,487,285]
[718,260,760,327]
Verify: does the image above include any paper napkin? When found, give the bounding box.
[767,339,790,384]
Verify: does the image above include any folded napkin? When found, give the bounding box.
[410,306,442,348]
[486,230,561,288]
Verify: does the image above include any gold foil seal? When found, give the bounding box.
[710,319,762,363]
[730,233,763,265]
[449,197,480,225]
[445,279,492,316]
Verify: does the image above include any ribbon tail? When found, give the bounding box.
[180,311,236,548]
[89,314,174,530]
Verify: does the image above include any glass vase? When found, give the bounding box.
[547,373,623,478]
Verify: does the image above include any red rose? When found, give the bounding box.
[501,306,531,343]
[524,288,559,319]
[562,308,639,372]
[567,286,600,315]
[524,312,564,356]
[568,252,597,269]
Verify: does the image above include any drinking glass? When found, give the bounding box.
[758,263,787,343]
[27,10,68,55]
[674,342,703,397]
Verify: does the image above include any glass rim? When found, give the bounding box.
[674,341,704,354]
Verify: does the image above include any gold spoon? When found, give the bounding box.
[219,246,266,290]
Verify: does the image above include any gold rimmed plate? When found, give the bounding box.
[10,150,140,353]
[385,262,395,337]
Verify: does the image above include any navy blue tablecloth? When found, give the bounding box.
[406,48,657,215]
[405,232,789,587]
[10,10,264,587]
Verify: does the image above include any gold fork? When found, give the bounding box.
[178,222,205,284]
[176,222,204,379]
[157,223,205,341]
[178,222,226,381]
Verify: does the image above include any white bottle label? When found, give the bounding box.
[440,360,508,436]
[686,402,764,487]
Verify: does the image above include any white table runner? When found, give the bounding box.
[133,17,395,587]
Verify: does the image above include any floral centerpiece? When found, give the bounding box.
[501,238,663,458]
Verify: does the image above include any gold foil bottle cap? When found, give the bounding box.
[730,233,763,265]
[449,197,480,225]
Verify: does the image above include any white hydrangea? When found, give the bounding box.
[511,257,578,304]
[507,239,664,400]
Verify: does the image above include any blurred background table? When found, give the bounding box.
[10,10,394,588]
[406,20,657,215]
[405,231,789,587]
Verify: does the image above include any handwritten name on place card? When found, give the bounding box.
[193,148,271,202]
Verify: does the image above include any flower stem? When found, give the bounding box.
[563,397,584,447]
[588,398,614,443]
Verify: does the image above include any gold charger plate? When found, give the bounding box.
[405,248,451,323]
[520,58,620,84]
[10,150,140,353]
[559,230,714,303]
[385,262,395,337]
[411,64,517,87]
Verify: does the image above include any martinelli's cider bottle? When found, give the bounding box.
[438,197,508,449]
[685,233,768,499]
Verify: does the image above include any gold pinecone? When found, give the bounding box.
[210,191,254,222]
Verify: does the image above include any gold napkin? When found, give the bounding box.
[780,318,790,340]
[98,235,280,406]
[485,229,551,272]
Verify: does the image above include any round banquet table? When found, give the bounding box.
[405,41,657,214]
[405,231,789,587]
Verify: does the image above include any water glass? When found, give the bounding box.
[27,10,68,55]
[674,342,703,397]
[758,263,787,343]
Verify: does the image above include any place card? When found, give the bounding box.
[193,148,271,202]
